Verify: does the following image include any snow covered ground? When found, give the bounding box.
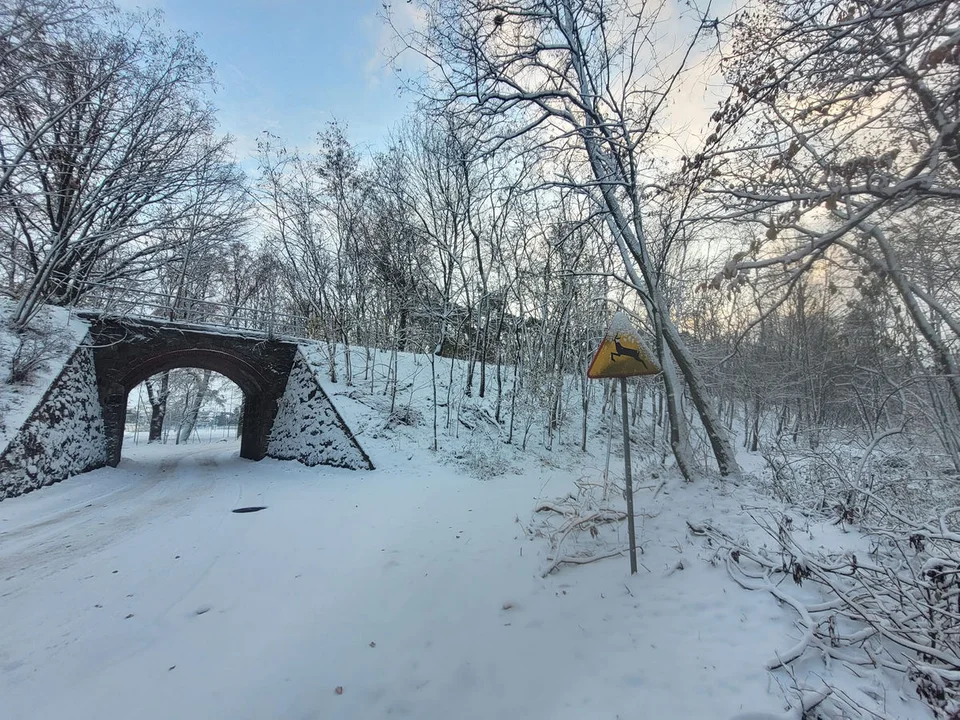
[0,440,795,719]
[0,342,931,719]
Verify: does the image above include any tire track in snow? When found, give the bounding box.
[0,445,233,585]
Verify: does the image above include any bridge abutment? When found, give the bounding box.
[240,393,274,461]
[101,381,128,467]
[1,313,374,500]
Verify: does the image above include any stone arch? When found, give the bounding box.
[115,350,271,461]
[86,317,299,466]
[117,349,269,397]
[0,314,373,500]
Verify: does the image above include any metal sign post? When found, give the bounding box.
[587,311,659,575]
[619,377,638,574]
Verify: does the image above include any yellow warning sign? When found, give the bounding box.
[587,313,660,379]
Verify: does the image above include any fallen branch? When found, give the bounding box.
[542,548,626,577]
[690,513,960,717]
[725,556,815,670]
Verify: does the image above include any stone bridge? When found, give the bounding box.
[0,313,372,500]
[84,315,301,466]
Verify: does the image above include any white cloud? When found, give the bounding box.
[363,2,427,90]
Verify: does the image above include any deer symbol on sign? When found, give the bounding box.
[610,333,648,368]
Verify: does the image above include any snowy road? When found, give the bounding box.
[0,442,788,719]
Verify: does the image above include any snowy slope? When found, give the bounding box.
[0,299,90,455]
[293,343,932,719]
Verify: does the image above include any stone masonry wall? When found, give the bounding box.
[0,344,108,500]
[267,351,373,470]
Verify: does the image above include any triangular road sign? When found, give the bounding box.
[587,312,660,379]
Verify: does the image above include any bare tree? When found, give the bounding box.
[0,4,234,328]
[698,0,960,465]
[144,372,168,443]
[391,0,740,477]
[0,0,116,195]
[255,133,338,375]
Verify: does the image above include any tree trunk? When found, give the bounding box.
[872,226,960,421]
[178,369,212,444]
[145,372,169,443]
[429,350,439,451]
[580,365,590,452]
[580,131,739,478]
[659,352,697,480]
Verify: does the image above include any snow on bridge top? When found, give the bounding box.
[76,311,309,344]
[75,283,313,341]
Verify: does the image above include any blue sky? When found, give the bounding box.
[121,0,417,161]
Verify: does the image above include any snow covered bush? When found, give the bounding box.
[385,404,421,429]
[452,438,512,479]
[5,328,68,384]
[757,432,955,525]
[531,474,632,577]
[692,500,960,719]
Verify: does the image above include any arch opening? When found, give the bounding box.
[125,368,245,452]
[86,319,300,469]
[99,348,292,467]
